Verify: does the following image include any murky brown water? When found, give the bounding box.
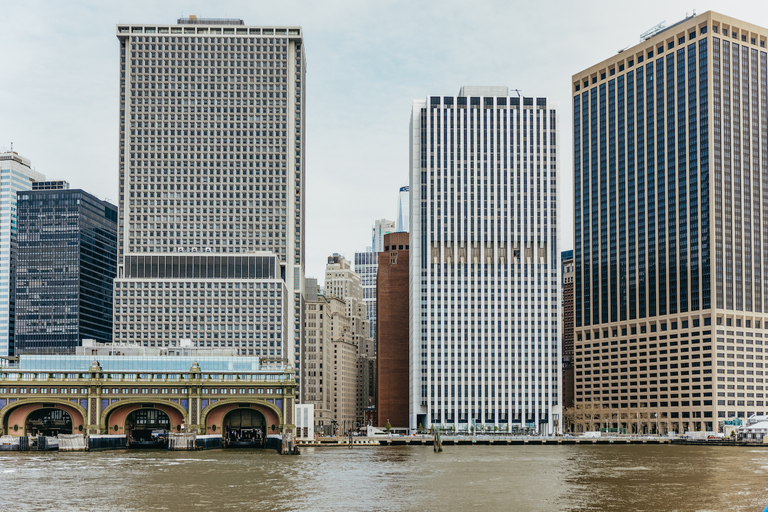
[1,445,767,511]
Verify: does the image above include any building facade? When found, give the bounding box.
[0,152,45,357]
[376,232,409,428]
[573,11,768,433]
[113,19,306,388]
[302,292,345,434]
[323,255,375,426]
[561,250,575,410]
[409,87,561,434]
[15,188,118,354]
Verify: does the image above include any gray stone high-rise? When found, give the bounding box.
[113,18,306,386]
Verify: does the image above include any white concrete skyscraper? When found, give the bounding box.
[409,87,561,434]
[112,19,306,380]
[0,152,45,357]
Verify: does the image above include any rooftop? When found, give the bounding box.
[14,355,287,373]
[177,16,244,26]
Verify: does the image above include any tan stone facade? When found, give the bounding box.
[302,295,345,434]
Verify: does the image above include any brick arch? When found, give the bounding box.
[201,399,282,436]
[102,400,187,435]
[0,399,86,436]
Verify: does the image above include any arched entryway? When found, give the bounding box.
[26,408,73,437]
[223,408,266,447]
[1,402,86,437]
[125,408,171,448]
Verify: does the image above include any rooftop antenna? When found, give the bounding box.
[511,89,522,97]
[640,21,667,42]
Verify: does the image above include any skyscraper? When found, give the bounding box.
[0,152,45,357]
[409,87,561,434]
[15,187,117,354]
[561,250,574,410]
[113,19,306,379]
[355,218,395,345]
[573,11,768,432]
[396,186,409,232]
[373,219,395,253]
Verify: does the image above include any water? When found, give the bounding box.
[1,445,767,511]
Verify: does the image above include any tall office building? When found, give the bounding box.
[409,87,561,434]
[573,11,768,432]
[561,250,575,409]
[113,19,306,383]
[355,218,395,345]
[0,152,45,357]
[396,186,409,232]
[15,187,118,354]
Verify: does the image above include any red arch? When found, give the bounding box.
[4,403,85,436]
[205,403,280,435]
[106,404,185,435]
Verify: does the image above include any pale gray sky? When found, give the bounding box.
[0,0,758,282]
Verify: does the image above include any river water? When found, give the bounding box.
[1,445,767,511]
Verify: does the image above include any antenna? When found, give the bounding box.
[511,89,522,98]
[640,21,667,42]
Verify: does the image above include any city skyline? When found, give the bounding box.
[5,1,758,282]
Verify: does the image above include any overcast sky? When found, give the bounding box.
[1,0,759,282]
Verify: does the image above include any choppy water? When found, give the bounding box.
[1,444,767,511]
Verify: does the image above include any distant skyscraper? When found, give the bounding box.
[0,152,45,357]
[354,248,377,338]
[356,219,396,345]
[410,87,561,434]
[372,219,395,253]
[573,11,768,432]
[396,186,409,232]
[15,187,117,354]
[561,250,574,410]
[113,19,306,388]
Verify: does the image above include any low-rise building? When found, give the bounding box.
[0,354,297,443]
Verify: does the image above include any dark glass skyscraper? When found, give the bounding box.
[573,11,768,432]
[14,188,117,353]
